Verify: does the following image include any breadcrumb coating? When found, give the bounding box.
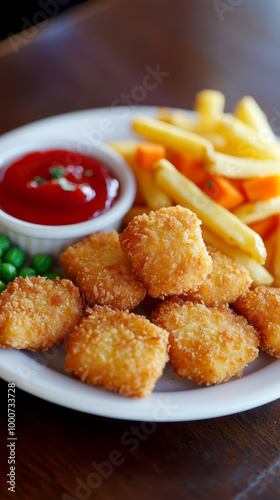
[182,245,252,306]
[119,206,212,298]
[233,286,280,357]
[65,305,169,397]
[59,230,146,310]
[0,276,83,351]
[151,298,259,385]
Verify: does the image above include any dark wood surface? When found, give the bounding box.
[0,0,280,498]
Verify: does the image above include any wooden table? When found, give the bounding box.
[0,0,280,498]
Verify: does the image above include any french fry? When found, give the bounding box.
[234,96,275,141]
[109,139,139,163]
[157,108,199,131]
[233,195,280,224]
[153,159,266,264]
[158,106,280,160]
[157,108,228,151]
[109,139,171,209]
[196,132,228,151]
[195,89,225,123]
[157,107,173,123]
[201,227,273,286]
[213,114,280,160]
[205,151,280,178]
[132,161,173,211]
[133,116,213,161]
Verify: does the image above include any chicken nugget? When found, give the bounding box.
[59,230,146,310]
[0,276,83,351]
[119,206,212,298]
[151,299,259,385]
[233,286,280,357]
[182,245,252,306]
[65,305,169,397]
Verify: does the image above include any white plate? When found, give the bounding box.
[0,106,279,422]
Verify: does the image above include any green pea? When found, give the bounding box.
[19,267,37,278]
[44,272,61,280]
[3,247,25,269]
[0,280,6,292]
[0,263,17,284]
[0,235,11,254]
[31,254,53,274]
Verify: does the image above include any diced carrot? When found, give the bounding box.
[248,214,279,240]
[169,152,245,210]
[200,176,245,211]
[135,142,166,171]
[229,178,249,201]
[229,179,244,190]
[168,152,208,185]
[243,175,280,202]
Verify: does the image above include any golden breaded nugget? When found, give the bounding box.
[151,299,259,385]
[65,305,169,397]
[182,245,252,306]
[233,286,280,357]
[119,206,212,298]
[0,276,83,351]
[60,230,146,310]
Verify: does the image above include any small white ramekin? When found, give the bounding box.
[0,138,136,257]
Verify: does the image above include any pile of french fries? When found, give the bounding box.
[110,90,280,287]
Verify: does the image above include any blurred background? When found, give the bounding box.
[0,0,89,40]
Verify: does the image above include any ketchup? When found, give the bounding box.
[0,150,120,225]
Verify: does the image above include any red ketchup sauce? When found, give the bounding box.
[0,150,120,225]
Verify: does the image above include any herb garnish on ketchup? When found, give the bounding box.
[0,150,120,225]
